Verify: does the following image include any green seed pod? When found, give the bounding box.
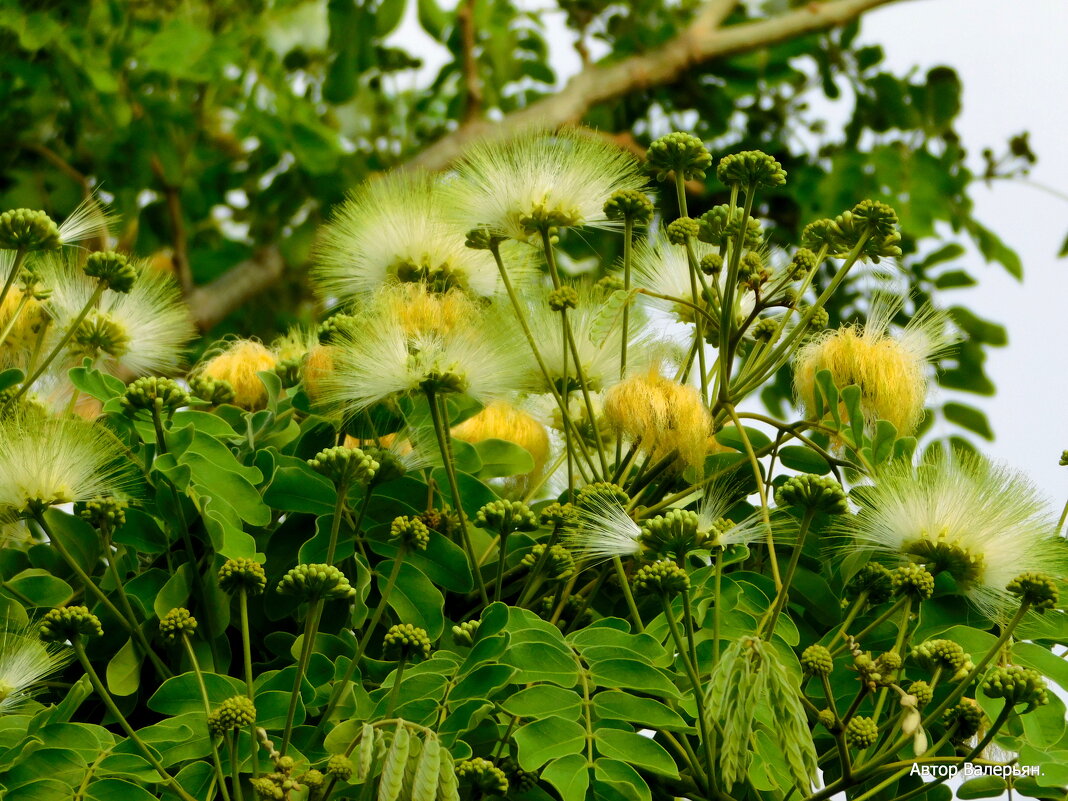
[982,665,1049,712]
[800,645,833,676]
[891,563,935,601]
[276,563,356,602]
[547,286,579,312]
[357,724,375,781]
[603,189,654,224]
[383,623,433,662]
[717,150,787,189]
[0,209,62,251]
[844,716,878,748]
[764,646,819,792]
[520,544,574,580]
[218,558,268,596]
[378,725,410,801]
[666,216,700,245]
[307,445,379,488]
[646,132,712,182]
[158,607,197,644]
[188,375,236,406]
[208,695,256,735]
[413,735,441,801]
[1006,571,1059,612]
[120,376,191,416]
[76,496,128,532]
[391,516,431,551]
[84,251,138,293]
[775,474,849,515]
[474,499,539,534]
[39,605,103,642]
[632,559,690,597]
[436,751,460,801]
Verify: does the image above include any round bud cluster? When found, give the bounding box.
[696,205,763,249]
[646,132,712,182]
[121,376,190,416]
[547,286,578,312]
[751,318,778,343]
[640,509,700,558]
[208,695,257,736]
[456,757,510,796]
[0,209,62,250]
[944,700,983,740]
[419,508,459,536]
[603,189,654,224]
[316,313,359,344]
[789,248,818,279]
[77,496,128,531]
[275,564,356,601]
[876,651,902,677]
[803,305,830,331]
[382,623,432,661]
[326,753,354,780]
[520,544,575,579]
[597,274,624,292]
[982,665,1049,712]
[474,500,539,534]
[539,502,577,529]
[499,756,538,793]
[666,217,700,245]
[361,446,405,487]
[817,709,838,732]
[632,559,690,597]
[891,563,935,600]
[845,563,894,605]
[775,474,849,515]
[307,446,378,488]
[575,482,629,510]
[250,777,285,800]
[907,680,933,707]
[844,716,879,748]
[800,645,834,676]
[390,515,431,551]
[826,201,903,262]
[464,226,504,251]
[188,375,235,406]
[800,219,837,253]
[40,606,103,642]
[452,619,481,647]
[853,653,883,689]
[84,251,138,293]
[716,150,787,189]
[159,607,197,643]
[218,558,268,595]
[848,199,899,236]
[1060,450,1068,467]
[911,639,973,680]
[699,252,724,276]
[298,769,324,789]
[1006,571,1059,611]
[535,594,592,630]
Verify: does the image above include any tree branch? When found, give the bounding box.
[405,0,906,172]
[187,246,285,331]
[150,156,193,296]
[458,0,482,123]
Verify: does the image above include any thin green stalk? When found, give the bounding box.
[238,589,259,778]
[762,508,816,638]
[72,640,199,801]
[5,281,106,411]
[227,734,245,801]
[426,388,489,604]
[150,407,168,455]
[280,598,323,755]
[561,307,610,477]
[102,535,171,680]
[612,556,643,633]
[676,175,709,403]
[493,530,510,603]
[182,635,232,801]
[827,590,869,649]
[0,290,30,349]
[717,185,753,400]
[712,546,724,669]
[515,526,562,607]
[829,597,908,657]
[0,247,26,313]
[324,482,350,565]
[384,658,408,719]
[1057,496,1068,536]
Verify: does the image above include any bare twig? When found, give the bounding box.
[187,246,285,331]
[150,155,193,295]
[458,0,482,122]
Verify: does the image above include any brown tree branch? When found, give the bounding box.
[406,0,906,172]
[187,246,285,331]
[458,0,482,123]
[150,155,193,296]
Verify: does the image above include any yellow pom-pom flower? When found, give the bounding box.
[793,296,956,435]
[452,401,551,494]
[197,340,277,410]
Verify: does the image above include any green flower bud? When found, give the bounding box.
[539,502,577,529]
[159,607,197,643]
[828,202,903,263]
[597,274,625,292]
[699,253,724,276]
[382,623,432,661]
[800,644,834,676]
[944,700,983,740]
[646,132,712,182]
[276,564,356,602]
[1006,571,1059,612]
[817,709,839,732]
[908,680,933,707]
[361,446,406,487]
[535,594,592,630]
[805,305,830,330]
[848,199,899,237]
[982,665,1049,713]
[845,565,893,609]
[875,651,902,683]
[520,543,575,579]
[640,509,701,558]
[800,219,837,252]
[274,357,302,388]
[751,318,778,342]
[632,559,690,597]
[390,515,431,551]
[789,248,818,279]
[452,619,481,647]
[911,639,973,679]
[0,209,62,251]
[456,757,509,796]
[77,496,128,531]
[716,150,787,189]
[307,446,378,488]
[498,756,537,793]
[71,311,130,360]
[775,474,849,514]
[219,558,268,596]
[465,226,505,251]
[474,499,539,534]
[1060,450,1068,467]
[189,375,236,406]
[120,376,190,417]
[547,286,579,312]
[844,716,878,748]
[39,605,104,642]
[83,251,137,293]
[208,695,257,735]
[575,482,629,510]
[891,563,935,601]
[697,205,763,248]
[316,313,359,345]
[250,777,285,800]
[854,653,883,687]
[325,753,354,780]
[603,189,654,223]
[666,217,700,245]
[298,769,324,788]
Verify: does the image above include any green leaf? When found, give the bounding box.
[593,729,678,777]
[592,691,691,731]
[514,716,587,771]
[870,419,898,464]
[950,306,1008,347]
[2,568,73,607]
[965,219,1023,279]
[588,659,681,699]
[715,425,772,452]
[379,561,445,640]
[777,446,830,475]
[502,686,582,721]
[956,776,1008,799]
[0,367,25,393]
[594,758,652,801]
[943,402,993,440]
[106,638,141,697]
[472,438,535,479]
[148,672,246,715]
[375,0,407,36]
[67,364,125,403]
[85,778,159,801]
[263,454,336,514]
[153,563,192,619]
[542,754,590,801]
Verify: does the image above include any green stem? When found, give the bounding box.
[612,556,643,633]
[762,508,816,638]
[712,546,724,669]
[182,636,232,801]
[0,247,26,313]
[324,482,350,565]
[829,597,908,657]
[0,290,30,349]
[493,530,510,604]
[72,640,199,801]
[227,734,245,801]
[103,539,171,680]
[561,307,610,478]
[384,658,407,719]
[280,598,323,755]
[238,589,259,778]
[425,387,489,604]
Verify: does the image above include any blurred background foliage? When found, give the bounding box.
[0,0,1039,445]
